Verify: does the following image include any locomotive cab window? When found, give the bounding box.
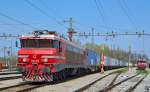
[52,40,59,48]
[138,61,146,63]
[39,39,52,48]
[20,39,38,48]
[20,39,60,48]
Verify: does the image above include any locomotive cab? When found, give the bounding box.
[137,59,147,70]
[17,31,65,82]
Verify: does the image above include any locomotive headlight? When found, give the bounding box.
[43,58,48,63]
[22,58,27,62]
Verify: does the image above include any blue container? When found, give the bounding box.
[104,56,111,66]
[86,49,99,66]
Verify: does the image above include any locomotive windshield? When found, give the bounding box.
[20,39,60,48]
[138,60,146,63]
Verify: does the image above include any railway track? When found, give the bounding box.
[0,76,21,81]
[0,72,20,75]
[0,72,102,92]
[75,71,123,92]
[0,82,49,92]
[0,73,91,92]
[103,71,148,92]
[75,70,148,92]
[100,72,121,92]
[110,73,148,92]
[125,73,148,92]
[0,69,126,92]
[0,72,95,92]
[99,73,139,92]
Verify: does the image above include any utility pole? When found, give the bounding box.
[10,39,13,57]
[4,47,6,67]
[64,17,76,41]
[128,45,131,70]
[66,17,73,29]
[91,28,94,50]
[117,46,120,66]
[7,50,10,71]
[142,30,145,55]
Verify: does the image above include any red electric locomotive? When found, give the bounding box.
[137,59,147,70]
[17,30,87,82]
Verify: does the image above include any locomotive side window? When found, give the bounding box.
[66,44,82,63]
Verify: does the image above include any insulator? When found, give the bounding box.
[135,32,138,34]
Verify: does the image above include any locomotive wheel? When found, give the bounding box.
[22,76,26,81]
[52,73,57,82]
[52,72,59,82]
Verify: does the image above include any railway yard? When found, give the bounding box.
[0,68,149,92]
[0,1,150,92]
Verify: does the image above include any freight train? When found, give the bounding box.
[17,30,127,82]
[104,56,128,70]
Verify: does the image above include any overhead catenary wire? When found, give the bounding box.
[37,0,67,29]
[37,0,64,21]
[117,0,138,31]
[122,0,140,27]
[0,12,36,29]
[24,0,65,27]
[0,23,32,25]
[74,21,137,32]
[94,0,107,26]
[94,0,112,32]
[73,31,150,38]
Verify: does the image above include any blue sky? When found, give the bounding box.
[0,0,149,57]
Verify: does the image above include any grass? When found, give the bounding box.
[117,68,128,73]
[145,68,150,74]
[136,69,149,75]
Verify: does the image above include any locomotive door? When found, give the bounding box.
[58,41,65,63]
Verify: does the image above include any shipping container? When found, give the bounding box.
[104,56,110,66]
[86,49,99,66]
